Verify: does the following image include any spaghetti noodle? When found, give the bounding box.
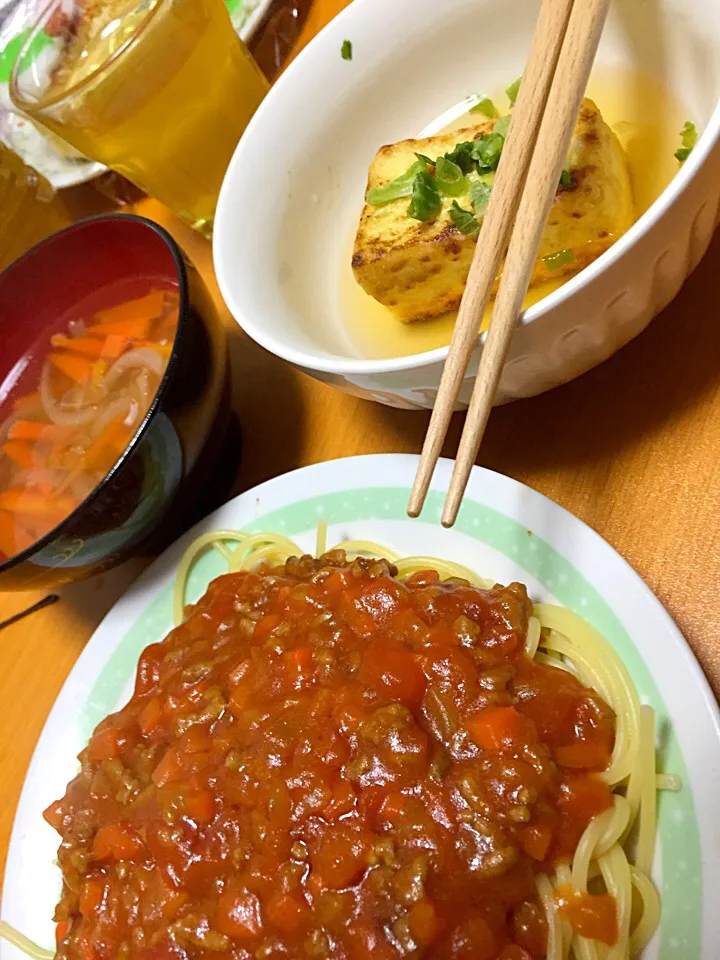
[2,526,674,960]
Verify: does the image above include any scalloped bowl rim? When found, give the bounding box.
[214,0,720,378]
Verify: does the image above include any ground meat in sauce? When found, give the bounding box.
[45,554,616,960]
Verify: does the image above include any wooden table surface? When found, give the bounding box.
[1,0,719,889]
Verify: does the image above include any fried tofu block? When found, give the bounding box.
[352,99,634,322]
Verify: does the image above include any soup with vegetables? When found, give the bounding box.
[0,284,179,561]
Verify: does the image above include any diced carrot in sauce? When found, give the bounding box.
[467,705,527,751]
[360,640,427,706]
[139,695,163,735]
[266,890,309,934]
[43,799,65,831]
[1,439,37,469]
[322,569,350,603]
[378,791,407,823]
[55,920,69,946]
[559,777,613,821]
[555,737,612,770]
[408,899,441,946]
[87,726,122,762]
[49,351,95,384]
[79,938,98,960]
[93,823,145,861]
[152,747,184,787]
[185,789,215,823]
[323,780,357,821]
[451,917,499,960]
[253,612,282,643]
[521,822,554,861]
[311,831,367,890]
[555,885,619,945]
[79,877,106,917]
[179,724,213,754]
[498,947,534,960]
[216,883,262,940]
[286,645,313,672]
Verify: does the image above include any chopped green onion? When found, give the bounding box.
[472,132,505,171]
[434,156,468,197]
[506,76,522,105]
[559,169,574,189]
[493,114,511,139]
[407,169,442,222]
[470,96,498,118]
[449,201,480,236]
[543,248,576,272]
[341,39,353,60]
[442,141,476,174]
[367,159,427,205]
[674,120,698,162]
[469,178,492,216]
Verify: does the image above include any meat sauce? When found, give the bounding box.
[46,554,617,960]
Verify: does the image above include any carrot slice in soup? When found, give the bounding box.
[132,339,173,356]
[0,509,37,557]
[51,335,105,358]
[87,317,151,339]
[95,288,165,323]
[49,351,95,384]
[0,489,78,516]
[12,392,41,412]
[1,439,37,469]
[8,421,48,441]
[83,417,133,473]
[101,334,129,359]
[9,421,73,443]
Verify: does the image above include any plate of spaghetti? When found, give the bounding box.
[1,454,718,960]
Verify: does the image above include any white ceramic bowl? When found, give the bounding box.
[214,0,720,410]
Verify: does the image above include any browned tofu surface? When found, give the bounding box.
[352,99,634,322]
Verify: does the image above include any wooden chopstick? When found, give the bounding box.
[407,0,576,519]
[441,0,612,527]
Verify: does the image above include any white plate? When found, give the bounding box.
[2,454,718,958]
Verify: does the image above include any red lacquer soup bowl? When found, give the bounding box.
[0,215,230,590]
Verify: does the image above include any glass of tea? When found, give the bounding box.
[0,143,71,271]
[10,0,269,237]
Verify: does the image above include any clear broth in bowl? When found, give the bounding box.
[0,282,179,561]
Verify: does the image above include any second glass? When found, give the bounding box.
[10,0,269,237]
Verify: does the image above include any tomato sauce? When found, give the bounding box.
[46,555,616,959]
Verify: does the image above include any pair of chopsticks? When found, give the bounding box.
[408,0,611,527]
